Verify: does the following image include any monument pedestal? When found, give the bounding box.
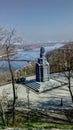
[25,76,67,92]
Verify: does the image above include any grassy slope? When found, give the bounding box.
[0,110,73,129]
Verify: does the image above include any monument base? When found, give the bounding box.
[25,77,67,92]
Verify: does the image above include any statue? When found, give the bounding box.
[40,47,45,58]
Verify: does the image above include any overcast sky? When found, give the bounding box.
[0,0,73,42]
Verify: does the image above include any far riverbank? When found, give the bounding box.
[0,43,64,72]
[0,52,16,58]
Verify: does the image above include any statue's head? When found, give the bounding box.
[40,47,45,58]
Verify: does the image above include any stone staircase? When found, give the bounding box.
[25,80,40,92]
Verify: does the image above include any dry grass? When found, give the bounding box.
[0,72,11,85]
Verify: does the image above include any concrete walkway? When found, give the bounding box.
[0,78,73,110]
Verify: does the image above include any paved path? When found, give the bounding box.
[0,77,73,110]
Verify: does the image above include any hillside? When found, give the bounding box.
[46,42,73,73]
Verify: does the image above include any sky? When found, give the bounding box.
[0,0,73,43]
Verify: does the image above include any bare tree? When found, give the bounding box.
[0,28,22,126]
[4,29,16,126]
[46,44,73,102]
[59,48,73,102]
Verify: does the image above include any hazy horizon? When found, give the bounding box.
[0,0,73,43]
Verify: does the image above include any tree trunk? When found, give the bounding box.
[6,47,16,126]
[0,106,6,126]
[68,77,73,103]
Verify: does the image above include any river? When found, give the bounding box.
[0,43,63,72]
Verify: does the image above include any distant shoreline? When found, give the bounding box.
[0,52,16,58]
